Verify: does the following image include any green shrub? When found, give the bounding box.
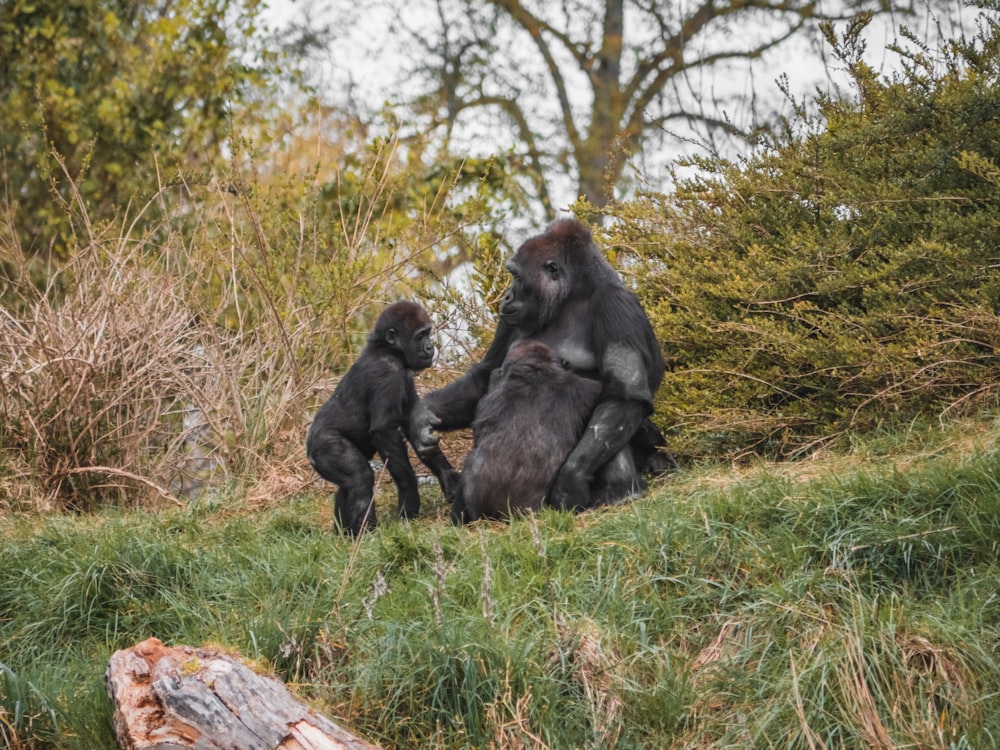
[0,0,290,272]
[614,10,1000,459]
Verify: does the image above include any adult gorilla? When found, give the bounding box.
[410,218,669,511]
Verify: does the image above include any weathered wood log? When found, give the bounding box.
[106,637,382,750]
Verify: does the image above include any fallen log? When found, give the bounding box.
[106,637,382,750]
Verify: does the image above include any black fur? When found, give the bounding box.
[307,301,457,535]
[410,219,671,517]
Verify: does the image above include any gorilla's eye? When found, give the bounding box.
[544,261,559,280]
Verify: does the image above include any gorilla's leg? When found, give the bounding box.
[551,399,645,512]
[333,487,350,531]
[312,433,377,536]
[416,447,461,511]
[335,463,376,536]
[450,481,478,525]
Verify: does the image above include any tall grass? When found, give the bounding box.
[0,140,481,513]
[1,418,998,748]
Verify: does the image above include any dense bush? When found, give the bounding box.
[614,10,1000,459]
[0,131,517,511]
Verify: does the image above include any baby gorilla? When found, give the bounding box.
[307,301,457,535]
[457,340,601,522]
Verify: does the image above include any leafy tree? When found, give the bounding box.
[0,0,281,266]
[617,7,1000,459]
[357,0,939,218]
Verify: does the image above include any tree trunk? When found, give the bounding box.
[106,637,382,750]
[579,0,627,211]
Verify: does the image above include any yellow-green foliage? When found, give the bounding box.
[0,0,282,268]
[617,13,1000,459]
[0,126,522,511]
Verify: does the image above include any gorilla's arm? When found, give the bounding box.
[369,373,422,518]
[549,287,664,509]
[401,366,461,504]
[410,319,517,455]
[371,423,421,518]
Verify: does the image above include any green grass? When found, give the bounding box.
[2,419,1000,749]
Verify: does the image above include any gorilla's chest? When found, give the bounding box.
[523,321,597,374]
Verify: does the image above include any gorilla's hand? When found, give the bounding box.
[409,400,442,457]
[548,465,590,513]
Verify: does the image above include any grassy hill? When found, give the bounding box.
[2,416,999,749]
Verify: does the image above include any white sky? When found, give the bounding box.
[259,0,983,209]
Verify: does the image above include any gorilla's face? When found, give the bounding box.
[499,237,569,333]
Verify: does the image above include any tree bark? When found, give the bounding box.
[106,637,382,750]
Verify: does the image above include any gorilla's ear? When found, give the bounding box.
[384,327,398,346]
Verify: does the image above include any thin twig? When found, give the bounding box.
[849,526,958,552]
[54,466,182,506]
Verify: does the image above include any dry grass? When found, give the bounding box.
[2,241,212,509]
[0,138,492,514]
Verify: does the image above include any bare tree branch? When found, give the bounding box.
[372,0,941,211]
[450,94,555,214]
[625,15,816,149]
[486,0,586,155]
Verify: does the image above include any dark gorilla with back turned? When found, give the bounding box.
[307,301,457,536]
[458,340,601,521]
[411,219,671,515]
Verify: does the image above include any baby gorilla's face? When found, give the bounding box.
[409,324,435,371]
